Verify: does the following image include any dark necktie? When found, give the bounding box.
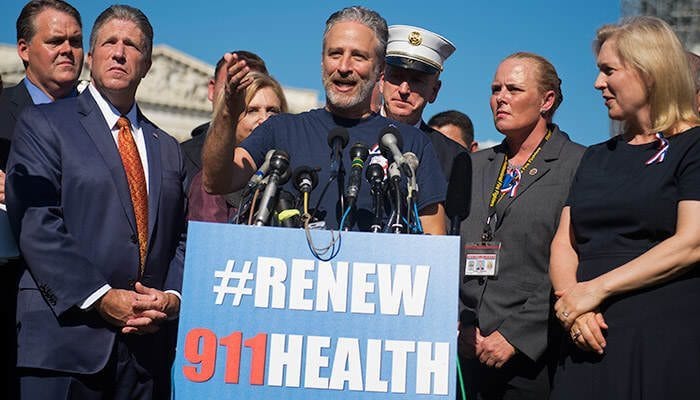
[116,116,148,276]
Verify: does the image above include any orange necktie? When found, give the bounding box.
[116,116,148,276]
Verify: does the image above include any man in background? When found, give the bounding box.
[429,109,478,152]
[0,0,83,171]
[180,50,267,189]
[0,2,83,398]
[379,24,465,178]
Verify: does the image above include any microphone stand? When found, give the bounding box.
[370,183,384,233]
[387,163,403,233]
[335,162,346,223]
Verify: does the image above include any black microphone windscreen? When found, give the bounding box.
[327,127,350,149]
[293,166,319,192]
[445,152,472,220]
[269,150,290,177]
[278,166,292,185]
[365,162,385,184]
[349,142,369,161]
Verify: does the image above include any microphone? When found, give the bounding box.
[365,160,386,233]
[387,162,401,182]
[445,152,472,235]
[245,149,276,194]
[378,125,412,178]
[386,162,404,233]
[402,152,420,233]
[275,190,302,228]
[403,152,419,176]
[293,166,319,194]
[365,161,386,194]
[403,151,419,193]
[254,150,290,226]
[327,127,349,175]
[343,142,369,205]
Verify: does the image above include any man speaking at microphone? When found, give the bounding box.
[202,6,446,234]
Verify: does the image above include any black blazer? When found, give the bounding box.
[0,81,32,169]
[420,121,467,181]
[180,121,209,191]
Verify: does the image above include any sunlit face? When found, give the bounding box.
[88,19,151,103]
[236,86,282,141]
[490,58,549,136]
[594,39,649,123]
[321,21,380,115]
[18,8,83,99]
[380,65,440,125]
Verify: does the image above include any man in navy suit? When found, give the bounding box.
[0,2,83,398]
[6,5,186,399]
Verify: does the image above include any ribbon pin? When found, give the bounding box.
[645,132,669,165]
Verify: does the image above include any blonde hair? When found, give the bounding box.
[503,52,563,120]
[594,16,700,133]
[244,72,288,113]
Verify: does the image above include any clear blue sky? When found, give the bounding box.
[1,0,620,147]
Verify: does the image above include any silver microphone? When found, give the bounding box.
[245,149,276,193]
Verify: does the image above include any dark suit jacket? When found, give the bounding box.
[420,121,467,181]
[180,121,209,191]
[0,81,32,169]
[6,89,187,374]
[459,125,585,362]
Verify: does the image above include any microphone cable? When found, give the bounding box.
[309,174,335,223]
[412,202,423,234]
[292,166,343,261]
[301,190,343,261]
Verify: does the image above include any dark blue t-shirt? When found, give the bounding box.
[241,108,446,230]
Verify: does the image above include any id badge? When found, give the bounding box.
[464,242,501,277]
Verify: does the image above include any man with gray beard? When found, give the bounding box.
[202,6,447,233]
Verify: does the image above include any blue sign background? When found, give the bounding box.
[174,222,460,399]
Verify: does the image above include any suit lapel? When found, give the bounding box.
[140,111,161,248]
[10,81,33,116]
[78,91,138,234]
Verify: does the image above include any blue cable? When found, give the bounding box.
[413,203,423,233]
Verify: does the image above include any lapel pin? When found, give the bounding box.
[529,168,538,176]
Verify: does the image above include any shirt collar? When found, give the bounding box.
[87,83,139,131]
[24,77,54,105]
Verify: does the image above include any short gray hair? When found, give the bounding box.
[90,5,153,60]
[323,6,388,61]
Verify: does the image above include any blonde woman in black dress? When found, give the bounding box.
[550,16,700,399]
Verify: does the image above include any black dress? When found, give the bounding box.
[551,127,700,399]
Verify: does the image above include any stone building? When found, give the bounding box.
[0,43,321,142]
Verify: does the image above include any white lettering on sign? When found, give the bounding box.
[241,257,429,316]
